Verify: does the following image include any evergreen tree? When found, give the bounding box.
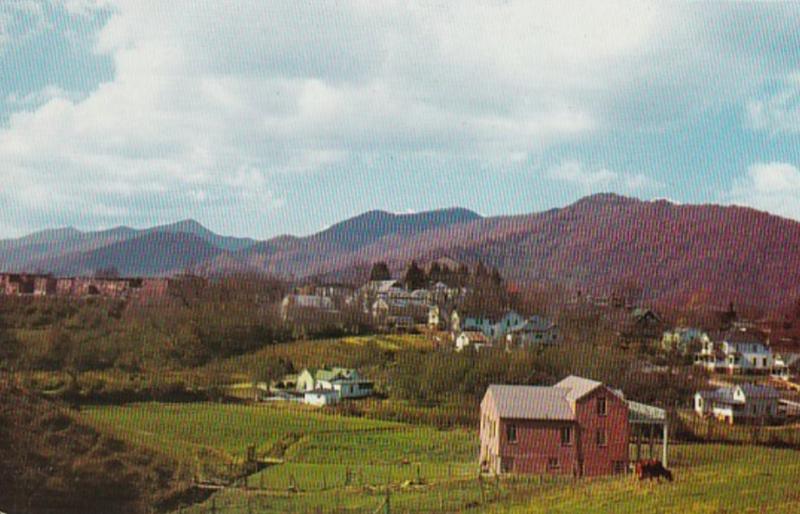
[403,261,426,291]
[428,262,442,284]
[369,261,392,281]
[490,267,503,287]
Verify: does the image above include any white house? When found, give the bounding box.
[280,294,337,322]
[694,329,775,374]
[291,367,374,402]
[458,310,526,341]
[694,384,780,424]
[315,368,374,399]
[455,331,491,352]
[506,315,560,347]
[304,389,341,406]
[662,327,709,354]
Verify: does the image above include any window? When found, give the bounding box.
[560,427,572,446]
[547,458,560,471]
[596,429,607,447]
[597,397,607,416]
[613,461,626,474]
[506,424,517,444]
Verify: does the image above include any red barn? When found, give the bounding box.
[480,376,629,477]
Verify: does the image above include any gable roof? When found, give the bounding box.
[485,375,626,421]
[315,367,357,381]
[702,383,780,405]
[486,385,574,421]
[371,280,402,293]
[510,315,556,333]
[285,294,335,310]
[711,328,767,345]
[554,375,604,402]
[737,383,780,399]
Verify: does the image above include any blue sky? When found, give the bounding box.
[1,1,800,239]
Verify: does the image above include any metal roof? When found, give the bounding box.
[554,375,604,403]
[486,385,574,421]
[627,400,666,425]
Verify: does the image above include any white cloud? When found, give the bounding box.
[0,1,795,235]
[727,162,800,220]
[546,160,657,193]
[747,72,800,134]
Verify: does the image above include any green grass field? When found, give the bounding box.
[200,333,433,383]
[78,402,800,513]
[79,401,478,488]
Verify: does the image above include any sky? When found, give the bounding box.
[1,1,800,239]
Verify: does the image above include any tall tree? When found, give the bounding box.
[474,261,489,280]
[490,267,503,287]
[403,261,426,291]
[369,261,392,282]
[428,262,442,284]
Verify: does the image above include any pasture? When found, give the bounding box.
[78,402,800,513]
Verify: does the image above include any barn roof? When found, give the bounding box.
[486,385,574,421]
[485,375,628,422]
[554,375,604,402]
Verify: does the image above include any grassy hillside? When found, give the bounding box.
[0,384,188,514]
[77,402,800,514]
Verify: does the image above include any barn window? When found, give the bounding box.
[547,458,559,471]
[596,429,607,447]
[597,397,607,416]
[613,461,626,474]
[506,424,517,444]
[560,427,572,446]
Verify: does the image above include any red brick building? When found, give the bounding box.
[480,376,630,477]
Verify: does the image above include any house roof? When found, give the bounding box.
[631,308,661,322]
[486,375,625,421]
[486,385,574,421]
[554,375,604,403]
[738,383,780,399]
[703,383,779,405]
[315,367,357,381]
[305,388,339,396]
[285,294,335,310]
[510,315,556,333]
[711,328,767,345]
[371,280,402,293]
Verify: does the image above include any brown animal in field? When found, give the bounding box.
[635,459,673,482]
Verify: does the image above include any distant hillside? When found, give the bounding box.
[2,197,800,308]
[238,194,800,309]
[0,220,254,275]
[36,232,226,277]
[233,208,483,276]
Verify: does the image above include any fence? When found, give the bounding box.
[177,469,578,514]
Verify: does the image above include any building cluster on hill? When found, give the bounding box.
[280,259,561,352]
[660,320,800,426]
[0,272,184,300]
[658,323,798,379]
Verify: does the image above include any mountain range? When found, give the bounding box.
[2,194,799,309]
